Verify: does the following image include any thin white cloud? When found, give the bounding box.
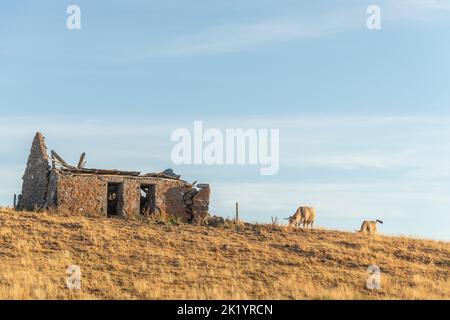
[141,7,364,58]
[146,20,321,57]
[383,0,450,23]
[139,1,450,57]
[392,0,450,10]
[210,181,450,220]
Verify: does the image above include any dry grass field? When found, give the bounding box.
[0,207,449,300]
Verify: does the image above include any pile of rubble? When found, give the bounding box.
[147,168,211,223]
[183,183,210,223]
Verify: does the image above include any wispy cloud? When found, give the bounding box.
[142,7,364,58]
[140,1,450,57]
[392,0,450,10]
[2,114,450,174]
[212,181,450,215]
[383,0,450,23]
[146,20,322,57]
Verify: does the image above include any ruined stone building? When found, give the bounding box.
[17,133,210,222]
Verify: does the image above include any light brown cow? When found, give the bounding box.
[287,208,302,227]
[356,220,383,234]
[287,206,316,228]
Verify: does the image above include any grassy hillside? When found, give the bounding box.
[0,207,449,299]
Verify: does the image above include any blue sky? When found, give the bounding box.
[1,1,450,240]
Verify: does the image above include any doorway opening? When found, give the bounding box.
[107,182,122,217]
[140,184,156,215]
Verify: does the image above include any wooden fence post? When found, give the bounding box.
[235,202,239,222]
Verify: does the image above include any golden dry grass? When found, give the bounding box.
[0,207,449,300]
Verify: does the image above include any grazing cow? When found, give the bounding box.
[287,206,316,228]
[356,220,383,234]
[287,208,302,227]
[300,207,316,228]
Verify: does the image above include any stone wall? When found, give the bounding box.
[191,186,210,223]
[52,171,192,219]
[20,132,50,210]
[53,172,106,217]
[46,170,58,208]
[159,183,190,219]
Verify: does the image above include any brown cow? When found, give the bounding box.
[287,206,316,228]
[356,220,383,234]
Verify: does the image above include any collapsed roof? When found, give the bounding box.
[51,149,185,181]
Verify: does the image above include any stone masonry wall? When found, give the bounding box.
[55,173,106,217]
[20,132,50,210]
[53,172,190,219]
[191,186,210,223]
[159,182,190,219]
[46,170,58,208]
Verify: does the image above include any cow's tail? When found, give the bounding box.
[376,219,383,224]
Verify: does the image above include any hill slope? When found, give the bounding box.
[0,208,449,299]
